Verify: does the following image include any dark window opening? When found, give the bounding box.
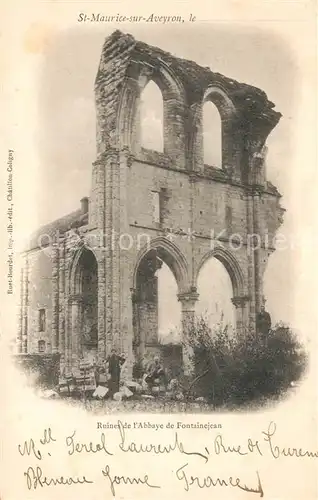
[39,309,46,332]
[151,189,167,225]
[38,340,46,353]
[225,205,233,232]
[151,191,160,224]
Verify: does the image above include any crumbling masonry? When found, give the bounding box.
[18,30,284,374]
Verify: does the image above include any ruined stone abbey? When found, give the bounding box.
[18,30,284,373]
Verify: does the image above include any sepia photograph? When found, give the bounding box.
[12,24,308,413]
[1,3,317,498]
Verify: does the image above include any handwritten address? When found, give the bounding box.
[17,421,318,497]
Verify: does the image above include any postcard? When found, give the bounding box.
[0,0,317,498]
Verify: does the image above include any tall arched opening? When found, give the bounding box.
[196,257,235,333]
[203,101,222,168]
[158,262,181,344]
[140,80,164,152]
[71,247,98,364]
[132,246,184,377]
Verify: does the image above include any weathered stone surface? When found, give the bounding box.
[113,392,123,401]
[19,30,284,380]
[93,386,109,399]
[120,386,134,398]
[124,380,143,393]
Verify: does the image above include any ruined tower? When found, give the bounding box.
[19,30,284,373]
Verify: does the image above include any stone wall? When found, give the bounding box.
[22,249,53,354]
[20,30,285,376]
[91,30,284,367]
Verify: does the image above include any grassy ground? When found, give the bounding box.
[59,393,285,414]
[63,397,213,414]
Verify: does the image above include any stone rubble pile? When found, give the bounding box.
[57,361,190,401]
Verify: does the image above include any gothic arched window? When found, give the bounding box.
[38,340,46,353]
[203,101,222,168]
[140,81,164,152]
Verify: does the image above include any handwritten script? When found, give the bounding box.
[16,421,317,497]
